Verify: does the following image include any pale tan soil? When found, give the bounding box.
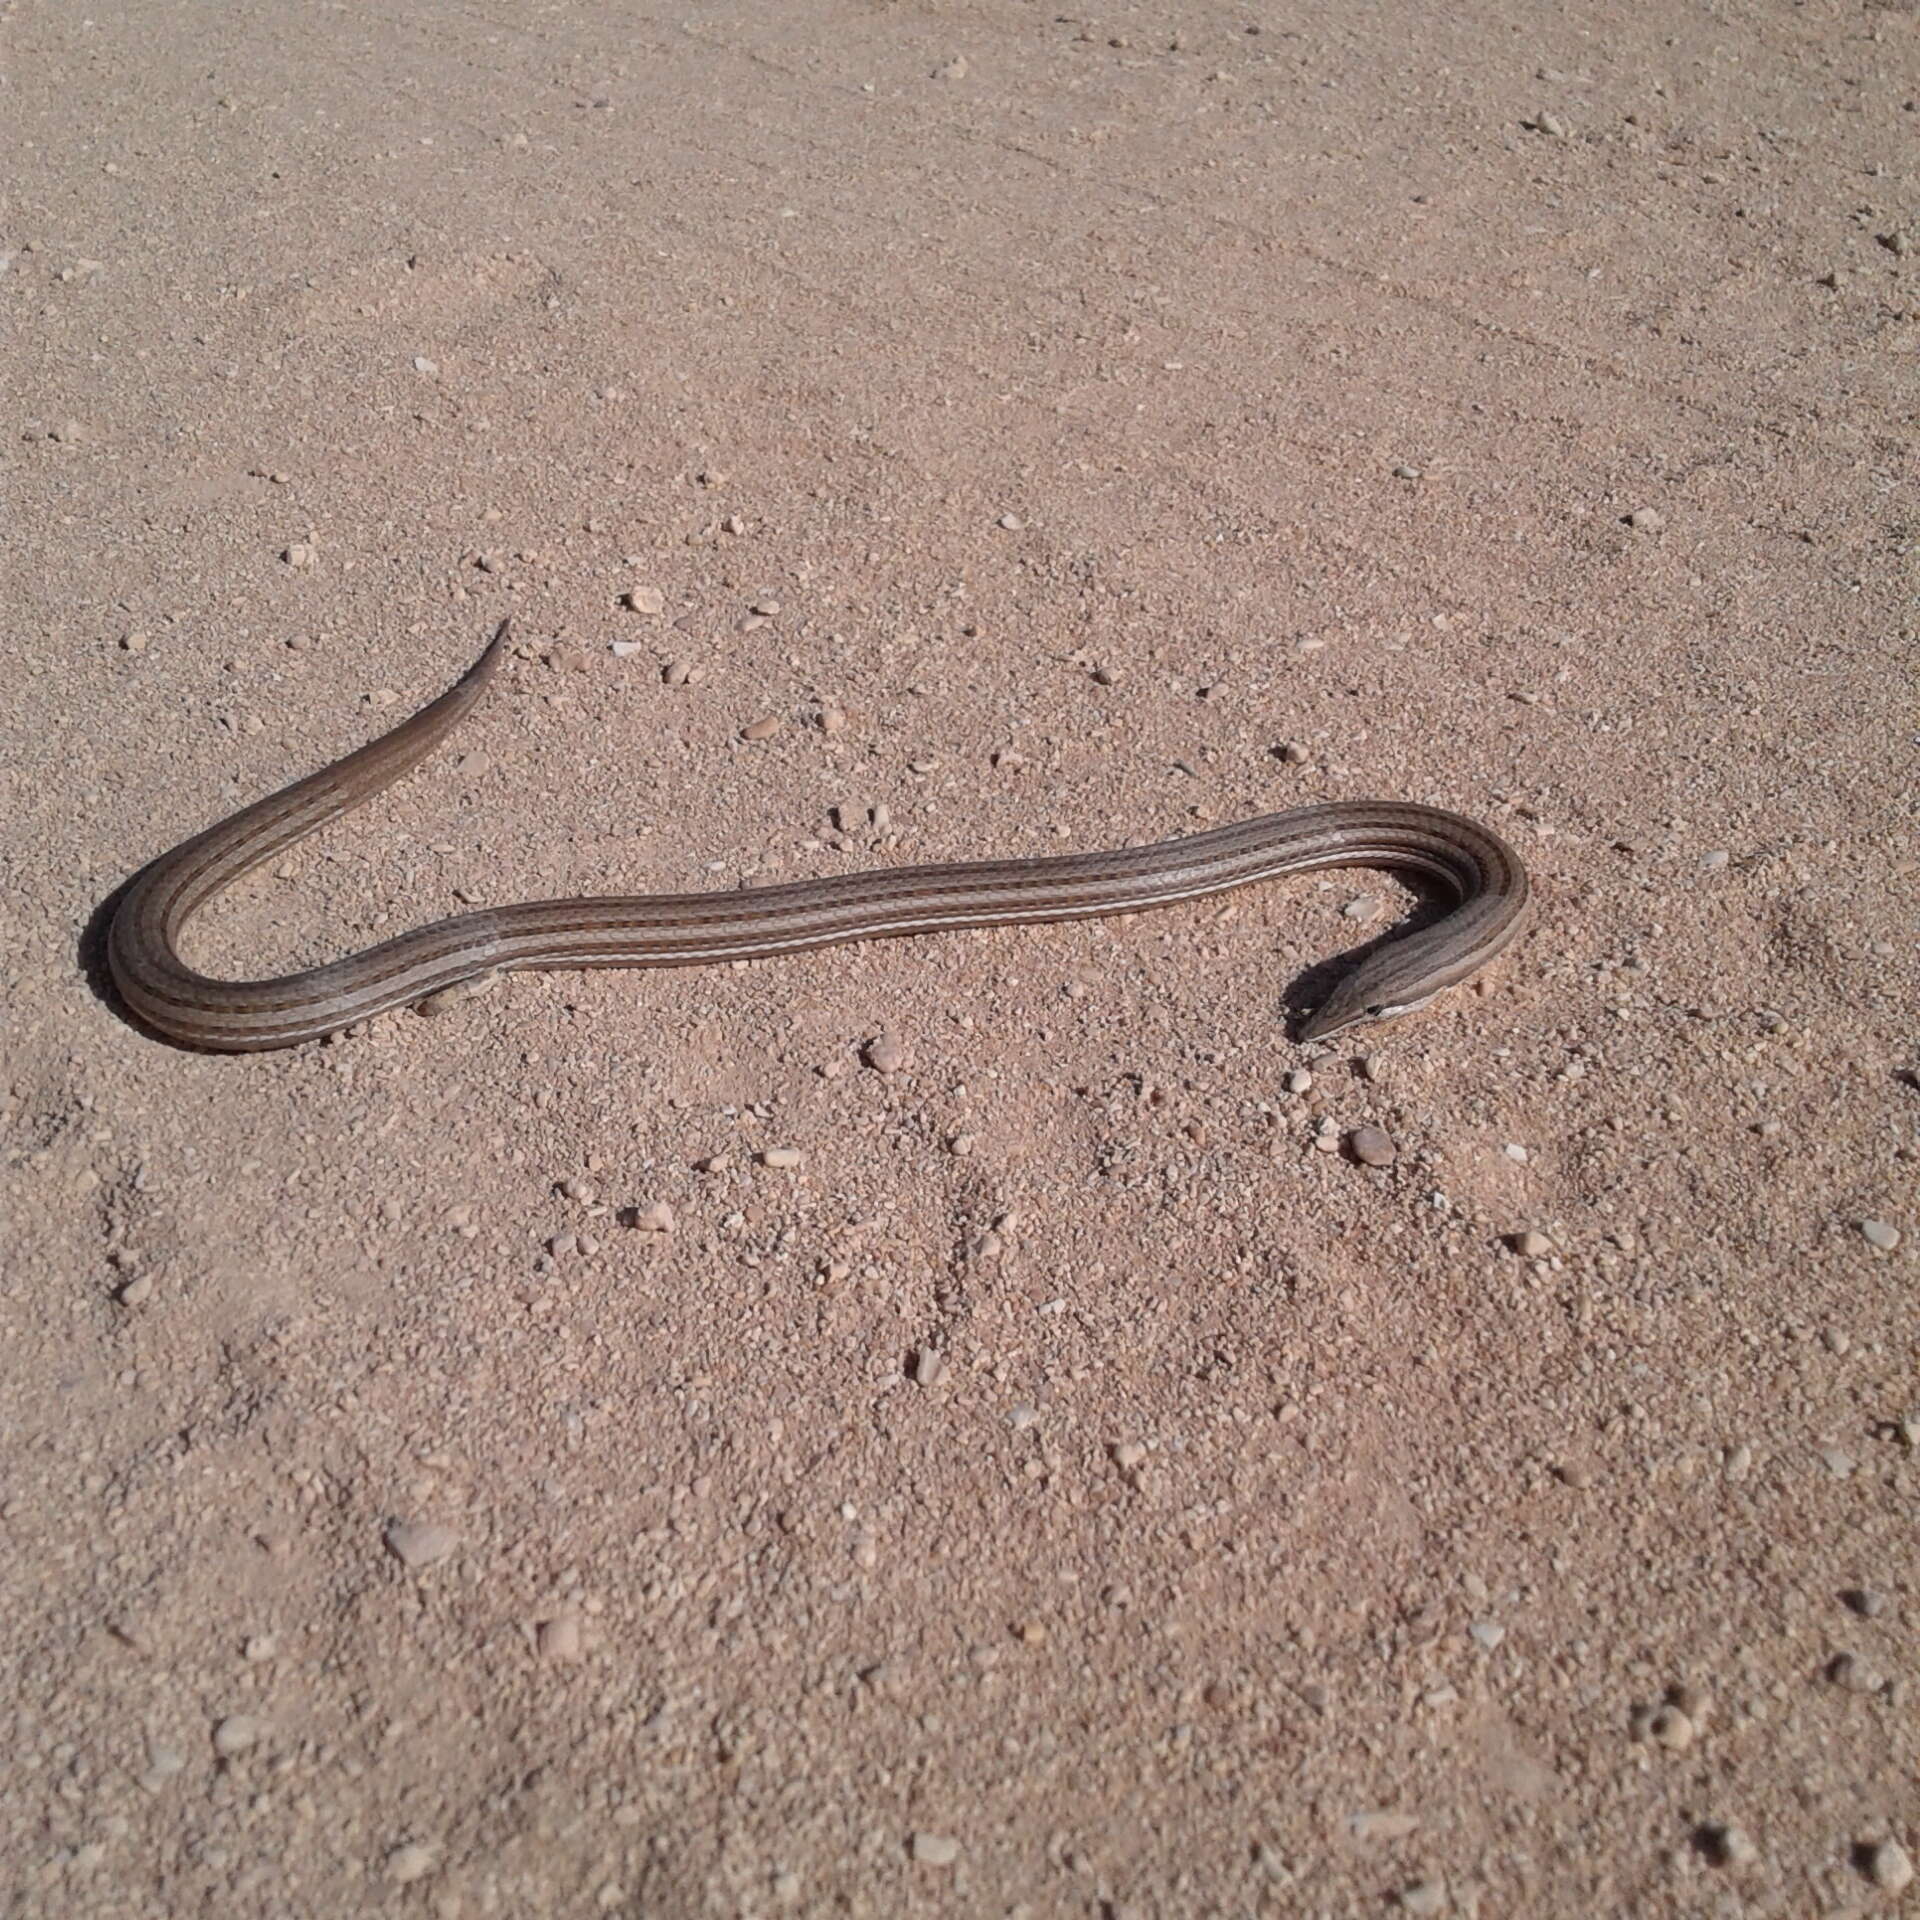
[2,0,1916,1915]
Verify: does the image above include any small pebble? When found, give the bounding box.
[1881,230,1912,258]
[741,716,782,742]
[1648,1706,1695,1750]
[212,1716,259,1758]
[1533,109,1568,137]
[1112,1441,1147,1472]
[1392,464,1422,481]
[416,971,499,1017]
[1343,893,1380,923]
[1284,1068,1313,1094]
[283,541,316,567]
[412,354,438,375]
[911,1832,961,1866]
[1399,1879,1448,1916]
[118,1274,155,1306]
[864,1034,908,1074]
[621,585,665,615]
[1865,1839,1914,1892]
[760,1147,804,1169]
[1700,849,1730,872]
[120,630,149,653]
[909,1348,946,1387]
[383,1518,458,1569]
[1703,1823,1757,1868]
[1669,1683,1713,1724]
[1859,1219,1900,1251]
[627,1201,675,1234]
[934,55,969,81]
[749,597,781,616]
[1842,1587,1886,1619]
[996,512,1023,531]
[537,1615,583,1662]
[386,1843,438,1885]
[1827,1653,1885,1694]
[1349,1811,1420,1843]
[1625,507,1664,533]
[1509,1229,1552,1258]
[1348,1126,1396,1168]
[1468,1621,1505,1651]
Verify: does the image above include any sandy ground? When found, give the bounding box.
[3,0,1916,1913]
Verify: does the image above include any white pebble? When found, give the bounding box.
[627,1201,675,1234]
[1648,1706,1695,1750]
[996,512,1023,531]
[537,1615,583,1662]
[865,1034,908,1074]
[386,1843,438,1885]
[1859,1219,1900,1251]
[416,970,499,1017]
[1866,1840,1914,1892]
[760,1147,804,1169]
[1705,1823,1757,1868]
[1342,893,1380,923]
[911,1833,961,1866]
[622,584,665,614]
[1348,1811,1420,1842]
[212,1715,259,1758]
[383,1518,458,1568]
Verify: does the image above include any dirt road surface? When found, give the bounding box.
[3,0,1915,1913]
